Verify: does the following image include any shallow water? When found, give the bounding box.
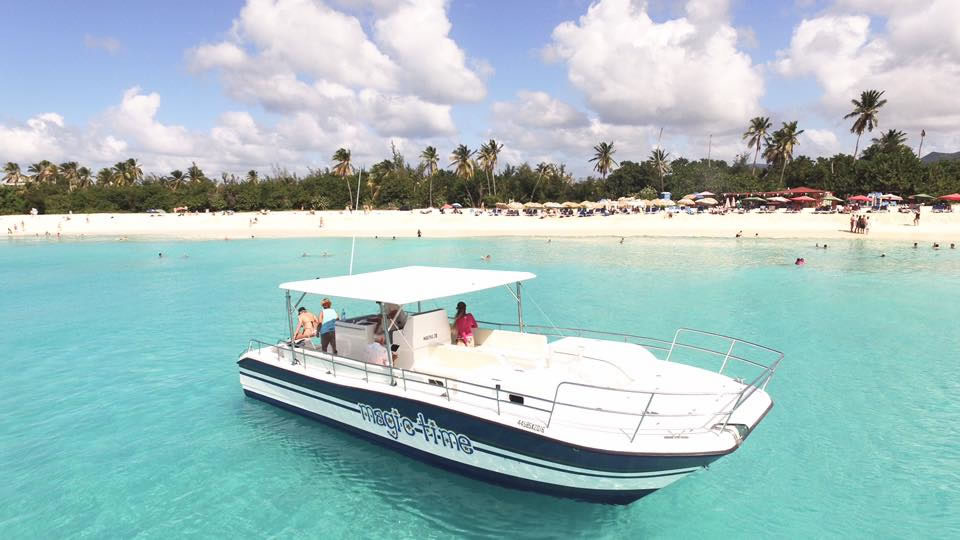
[2,236,959,538]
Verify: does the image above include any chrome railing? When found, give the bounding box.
[243,322,783,442]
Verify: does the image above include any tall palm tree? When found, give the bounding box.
[742,116,772,176]
[60,161,79,190]
[872,129,907,151]
[167,170,185,191]
[764,121,804,184]
[332,148,353,208]
[589,141,617,179]
[844,89,887,159]
[917,129,926,158]
[3,162,24,185]
[76,167,92,189]
[96,167,116,185]
[531,162,555,200]
[246,170,259,184]
[478,139,504,196]
[419,146,439,207]
[449,144,475,179]
[647,148,672,192]
[187,162,205,184]
[112,161,131,186]
[125,158,143,184]
[28,160,57,184]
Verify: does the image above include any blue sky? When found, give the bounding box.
[1,0,956,176]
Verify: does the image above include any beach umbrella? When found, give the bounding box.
[847,195,872,202]
[495,202,508,209]
[766,196,789,203]
[909,194,934,200]
[822,195,843,202]
[697,197,719,205]
[451,203,463,208]
[543,202,563,208]
[790,196,816,202]
[683,193,697,200]
[524,201,544,209]
[441,203,453,209]
[507,202,524,210]
[743,196,766,202]
[882,194,903,201]
[698,191,716,197]
[561,201,581,208]
[939,193,960,202]
[655,199,676,207]
[677,199,695,206]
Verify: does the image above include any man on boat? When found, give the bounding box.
[375,303,408,336]
[365,335,395,366]
[318,298,338,354]
[294,307,319,341]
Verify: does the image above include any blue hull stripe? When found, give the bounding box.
[243,388,658,504]
[242,368,694,481]
[238,357,725,473]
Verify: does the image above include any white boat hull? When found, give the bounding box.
[238,357,729,503]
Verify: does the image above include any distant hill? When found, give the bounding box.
[920,151,960,164]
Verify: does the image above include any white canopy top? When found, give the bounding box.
[279,266,536,305]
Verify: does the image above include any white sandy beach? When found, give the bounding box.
[3,208,959,243]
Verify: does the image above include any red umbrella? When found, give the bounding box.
[441,203,453,209]
[790,196,816,202]
[848,195,872,202]
[939,193,960,202]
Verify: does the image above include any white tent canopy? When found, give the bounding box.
[279,266,536,305]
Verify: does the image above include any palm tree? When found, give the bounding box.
[246,170,259,184]
[28,160,57,184]
[647,148,672,192]
[917,129,926,158]
[589,141,617,179]
[332,148,353,209]
[96,167,116,185]
[187,162,205,184]
[764,121,804,184]
[449,144,475,179]
[419,146,439,207]
[872,129,907,151]
[3,162,24,185]
[112,161,131,186]
[167,170,185,191]
[742,116,772,176]
[76,167,92,189]
[531,162,555,200]
[125,158,143,184]
[478,139,504,196]
[60,161,79,190]
[844,89,887,159]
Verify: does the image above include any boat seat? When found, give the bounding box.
[416,344,502,372]
[474,329,547,369]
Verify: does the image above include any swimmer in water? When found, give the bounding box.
[794,257,805,266]
[481,254,491,262]
[158,252,163,258]
[619,237,624,244]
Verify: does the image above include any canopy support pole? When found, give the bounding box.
[285,290,297,364]
[380,302,396,385]
[516,282,524,333]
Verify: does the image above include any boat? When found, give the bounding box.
[237,266,783,503]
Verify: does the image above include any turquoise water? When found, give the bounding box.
[2,236,959,538]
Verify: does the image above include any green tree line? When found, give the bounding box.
[2,89,958,215]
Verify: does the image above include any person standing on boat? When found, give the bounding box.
[375,303,408,336]
[294,307,319,341]
[318,298,338,354]
[453,301,478,347]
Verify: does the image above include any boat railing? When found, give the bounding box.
[243,323,782,441]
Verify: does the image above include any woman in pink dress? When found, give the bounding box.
[453,301,477,346]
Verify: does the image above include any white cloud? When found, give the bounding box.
[544,0,764,130]
[104,87,195,155]
[492,91,588,130]
[801,128,842,156]
[776,1,960,135]
[187,0,484,142]
[84,34,122,54]
[0,114,68,162]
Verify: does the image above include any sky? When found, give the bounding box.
[2,0,959,178]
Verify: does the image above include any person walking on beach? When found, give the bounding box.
[318,298,338,354]
[864,216,870,235]
[914,209,920,226]
[850,214,855,233]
